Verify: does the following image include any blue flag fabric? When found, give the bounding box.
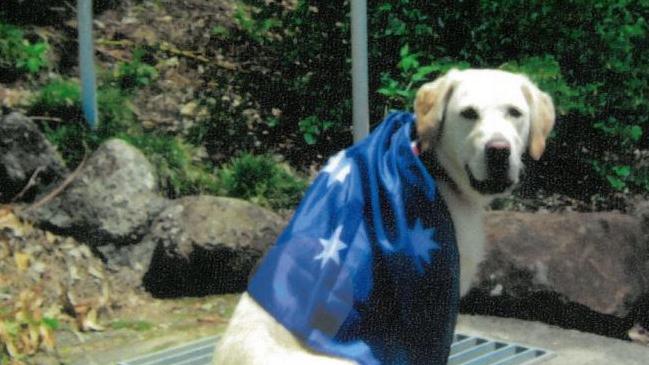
[248,112,460,365]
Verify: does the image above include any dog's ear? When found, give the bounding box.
[415,70,457,152]
[522,81,556,160]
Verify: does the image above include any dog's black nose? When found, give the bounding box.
[485,139,511,178]
[486,139,511,162]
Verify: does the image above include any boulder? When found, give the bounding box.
[23,138,166,245]
[96,238,157,278]
[476,211,649,318]
[142,195,285,297]
[0,112,68,202]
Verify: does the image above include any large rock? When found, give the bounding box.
[0,112,68,202]
[23,138,166,245]
[142,195,285,297]
[476,211,649,317]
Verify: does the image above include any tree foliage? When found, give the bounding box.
[223,0,648,198]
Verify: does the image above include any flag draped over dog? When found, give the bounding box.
[248,112,460,365]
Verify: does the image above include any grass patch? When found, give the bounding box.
[120,134,219,198]
[109,319,154,332]
[31,78,139,166]
[30,78,82,121]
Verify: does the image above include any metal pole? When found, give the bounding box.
[78,0,98,129]
[351,0,369,142]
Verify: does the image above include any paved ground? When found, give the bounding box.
[457,315,649,365]
[70,312,649,364]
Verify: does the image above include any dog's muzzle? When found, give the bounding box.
[466,138,514,195]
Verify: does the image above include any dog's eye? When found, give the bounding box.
[460,107,479,120]
[507,107,522,118]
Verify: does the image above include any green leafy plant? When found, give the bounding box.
[592,160,632,192]
[593,117,644,153]
[16,42,48,74]
[233,4,283,44]
[298,115,333,145]
[218,153,307,210]
[378,44,470,111]
[113,48,159,89]
[500,55,594,117]
[0,21,49,77]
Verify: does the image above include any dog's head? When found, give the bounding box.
[415,68,555,200]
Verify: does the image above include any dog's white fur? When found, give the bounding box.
[214,69,555,365]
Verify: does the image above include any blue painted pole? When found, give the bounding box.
[351,0,369,142]
[78,0,98,129]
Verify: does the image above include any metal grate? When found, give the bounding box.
[119,333,554,365]
[118,336,218,365]
[448,334,554,365]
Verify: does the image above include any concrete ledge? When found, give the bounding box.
[456,315,649,365]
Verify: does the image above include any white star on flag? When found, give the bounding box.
[410,219,439,267]
[314,226,348,268]
[323,151,352,186]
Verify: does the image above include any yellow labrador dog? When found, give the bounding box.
[215,69,555,364]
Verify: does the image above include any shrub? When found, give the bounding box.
[218,153,307,210]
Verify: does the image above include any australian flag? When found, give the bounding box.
[248,112,460,365]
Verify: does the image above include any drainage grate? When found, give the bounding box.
[119,333,554,365]
[448,334,554,365]
[117,336,218,365]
